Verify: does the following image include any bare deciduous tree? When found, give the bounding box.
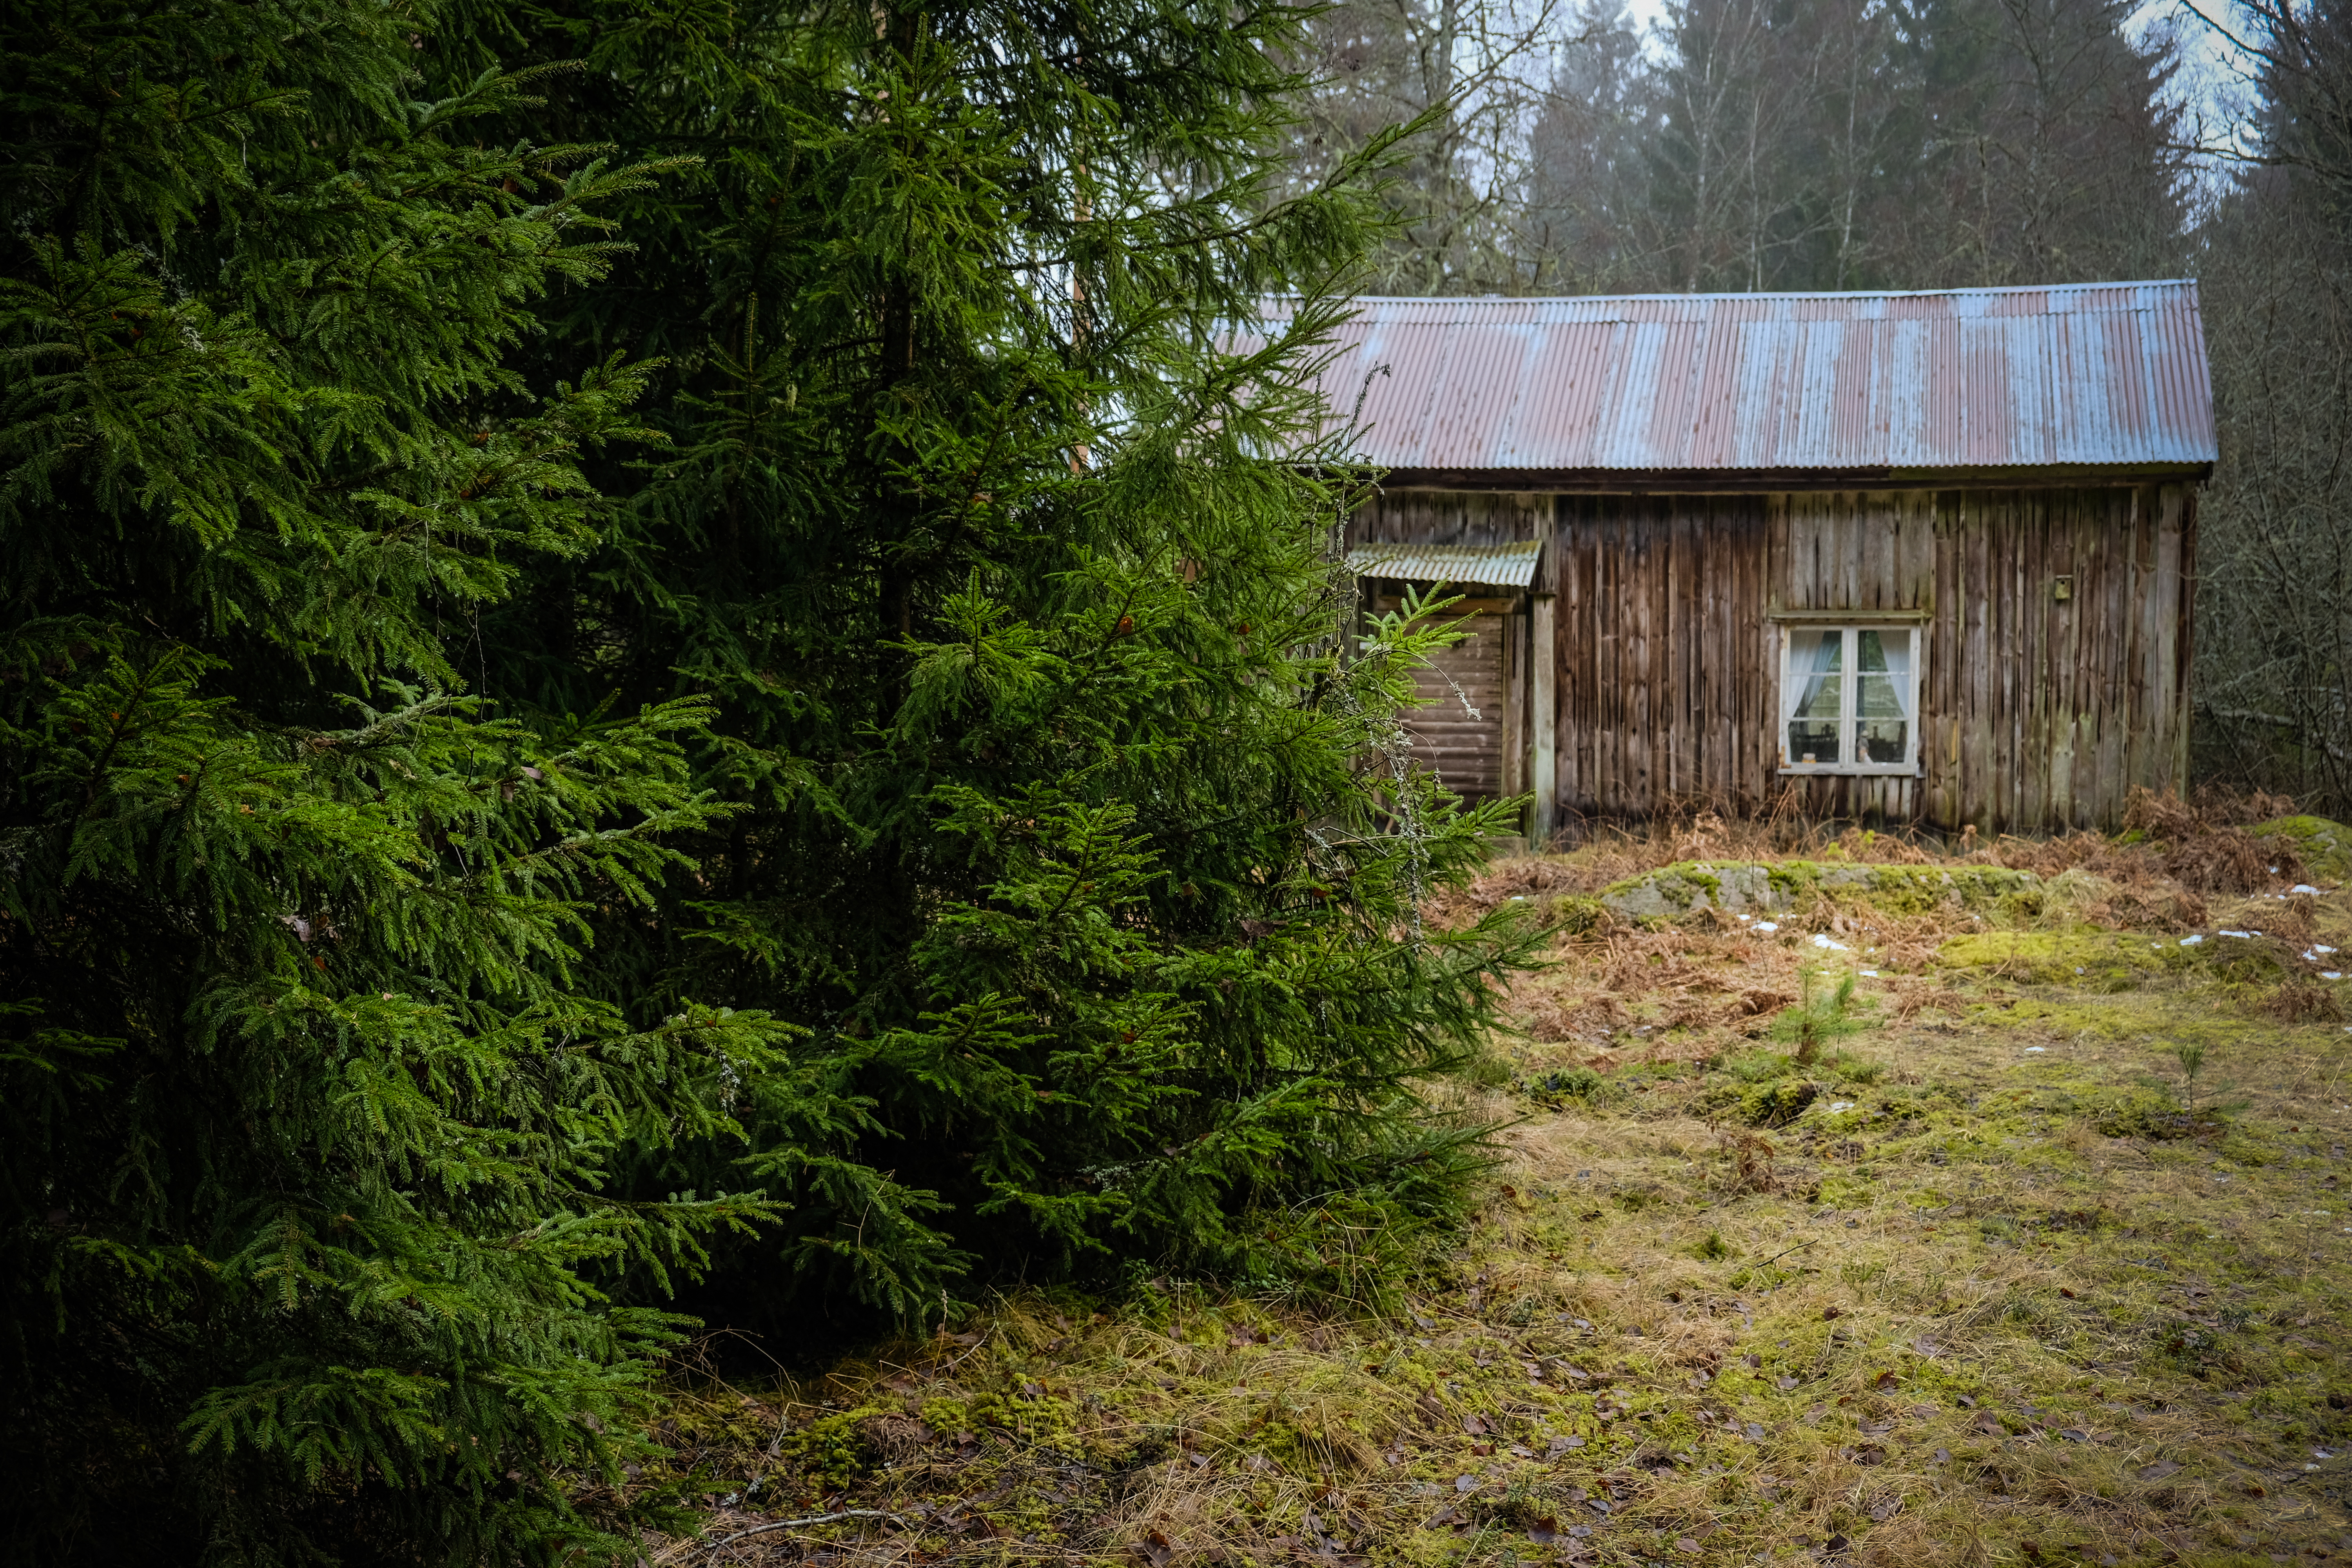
[2186,0,2352,813]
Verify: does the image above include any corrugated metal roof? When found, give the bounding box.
[1263,281,2216,480]
[1347,540,1544,587]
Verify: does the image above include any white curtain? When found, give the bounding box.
[1880,630,1913,723]
[1787,630,1842,724]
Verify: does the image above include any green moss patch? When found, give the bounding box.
[1936,926,2294,988]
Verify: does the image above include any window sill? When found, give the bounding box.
[1777,764,1924,777]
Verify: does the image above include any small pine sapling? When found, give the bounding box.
[2175,1041,2209,1103]
[1768,965,1874,1065]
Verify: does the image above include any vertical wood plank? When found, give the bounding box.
[1531,595,1557,843]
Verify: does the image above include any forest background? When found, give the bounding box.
[3,0,2350,1565]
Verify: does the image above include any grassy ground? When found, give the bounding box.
[639,814,2352,1568]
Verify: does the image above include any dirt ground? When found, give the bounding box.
[639,807,2352,1568]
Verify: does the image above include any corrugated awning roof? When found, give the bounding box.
[1259,282,2216,483]
[1346,540,1543,588]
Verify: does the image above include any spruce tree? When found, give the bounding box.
[461,0,1544,1330]
[0,4,799,1559]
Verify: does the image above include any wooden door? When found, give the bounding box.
[1404,613,1507,799]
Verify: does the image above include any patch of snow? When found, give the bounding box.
[2293,884,2323,895]
[1826,1101,1856,1113]
[2024,1046,2048,1053]
[1860,969,1879,977]
[2219,929,2253,938]
[1810,933,1850,950]
[1753,922,1779,933]
[2180,935,2205,946]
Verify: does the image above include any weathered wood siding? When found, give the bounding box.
[1356,489,1553,548]
[1350,484,2196,834]
[1919,485,2195,834]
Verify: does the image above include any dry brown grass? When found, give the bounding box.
[2120,788,2308,896]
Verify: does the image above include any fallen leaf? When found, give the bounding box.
[2136,1460,2181,1482]
[1454,1474,1478,1493]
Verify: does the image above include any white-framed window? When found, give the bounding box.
[1778,624,1921,774]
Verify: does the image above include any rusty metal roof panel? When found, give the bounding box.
[1265,281,2215,478]
[1345,540,1545,588]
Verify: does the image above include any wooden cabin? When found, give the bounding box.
[1299,282,2217,840]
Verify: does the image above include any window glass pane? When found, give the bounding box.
[1786,630,1842,765]
[1856,629,1911,763]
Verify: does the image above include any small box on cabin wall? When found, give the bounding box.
[2052,575,2074,601]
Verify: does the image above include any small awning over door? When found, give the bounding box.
[1345,539,1544,589]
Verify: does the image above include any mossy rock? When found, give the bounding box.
[2250,815,2352,884]
[1739,1078,1821,1127]
[1550,896,1606,936]
[2090,1087,2217,1140]
[1599,859,2040,920]
[1525,1066,1608,1106]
